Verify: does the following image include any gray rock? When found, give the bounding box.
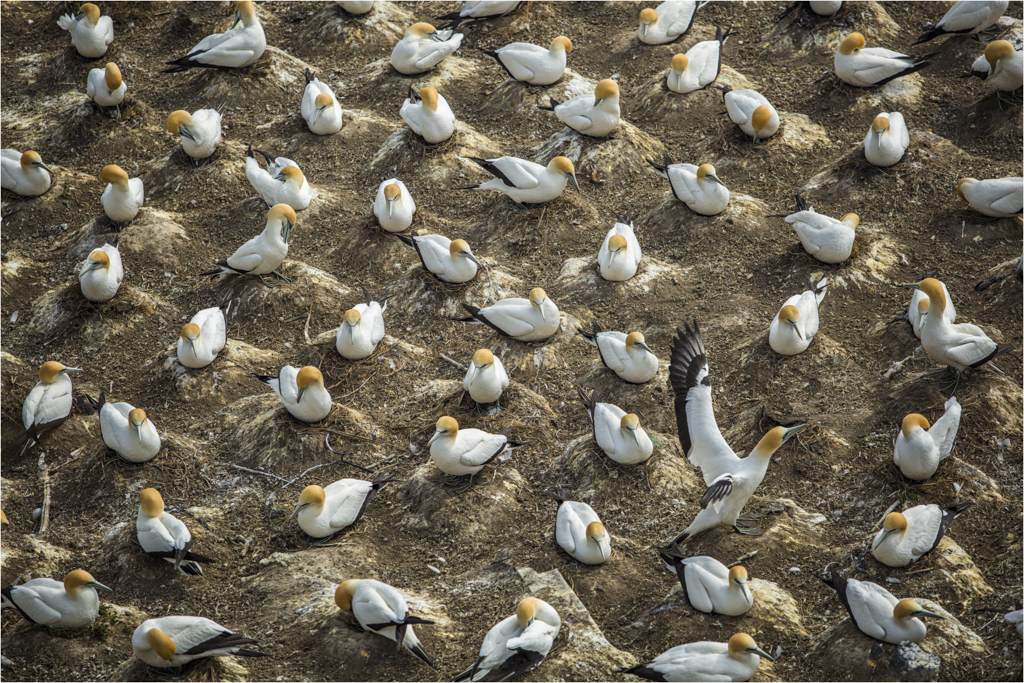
[888,641,940,682]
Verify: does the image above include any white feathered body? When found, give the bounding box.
[785,206,856,264]
[638,1,701,44]
[57,11,113,58]
[301,77,343,135]
[79,244,124,303]
[101,176,144,223]
[347,579,429,655]
[297,479,375,538]
[473,295,560,341]
[1,149,52,196]
[592,330,659,384]
[179,16,266,68]
[430,428,508,476]
[674,556,753,616]
[724,89,779,139]
[658,162,730,215]
[668,39,723,93]
[471,156,570,205]
[551,91,620,137]
[373,179,416,232]
[22,375,74,432]
[639,641,763,682]
[390,30,464,74]
[245,156,311,210]
[400,92,456,144]
[177,306,227,369]
[336,301,386,360]
[843,579,929,643]
[225,219,288,276]
[590,400,653,465]
[100,401,161,463]
[909,285,956,338]
[893,397,961,481]
[1,578,100,628]
[87,67,126,106]
[556,500,611,564]
[460,602,560,682]
[959,177,1023,217]
[491,41,567,85]
[864,111,910,168]
[180,109,222,160]
[598,221,642,281]
[768,278,826,356]
[264,366,332,423]
[407,234,477,283]
[463,356,509,404]
[132,616,256,668]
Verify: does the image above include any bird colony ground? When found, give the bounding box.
[1,2,1022,682]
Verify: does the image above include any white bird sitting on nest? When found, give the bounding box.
[1,150,53,196]
[724,88,779,141]
[336,289,388,360]
[301,68,343,135]
[864,110,909,168]
[539,79,620,138]
[835,32,936,88]
[638,1,708,45]
[335,579,435,666]
[100,164,144,226]
[1,570,111,629]
[79,243,124,303]
[452,597,560,682]
[136,488,216,576]
[245,147,311,211]
[436,1,521,29]
[659,544,754,615]
[648,156,729,215]
[454,288,561,342]
[390,23,463,75]
[463,349,510,410]
[906,281,956,339]
[957,176,1023,218]
[968,40,1023,99]
[479,36,571,86]
[783,195,857,264]
[577,323,658,384]
[427,416,521,483]
[393,232,480,283]
[166,109,223,167]
[459,156,579,209]
[162,1,266,72]
[92,393,161,463]
[9,361,82,456]
[257,365,331,423]
[914,0,1008,44]
[58,2,113,58]
[400,86,455,144]
[554,495,611,565]
[375,180,417,233]
[809,1,842,17]
[337,1,374,15]
[177,304,228,369]
[668,27,732,93]
[87,63,126,114]
[769,276,827,356]
[200,204,296,280]
[872,501,973,567]
[598,217,642,281]
[578,388,653,465]
[621,633,774,682]
[132,616,267,668]
[893,397,961,481]
[290,473,392,539]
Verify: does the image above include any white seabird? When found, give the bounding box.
[822,565,944,644]
[638,2,707,45]
[784,195,858,264]
[289,473,392,539]
[835,32,935,88]
[669,321,806,543]
[10,361,83,456]
[769,276,827,356]
[2,570,111,629]
[809,1,842,17]
[302,68,343,135]
[132,616,266,668]
[968,40,1024,94]
[394,232,479,283]
[668,27,732,93]
[957,176,1023,218]
[400,86,455,144]
[893,397,961,481]
[427,416,517,480]
[163,1,266,72]
[555,496,611,565]
[336,288,388,360]
[598,217,642,281]
[1006,609,1023,634]
[244,147,311,211]
[540,79,620,138]
[459,156,579,208]
[374,180,417,233]
[137,488,215,576]
[480,36,571,86]
[94,393,162,463]
[166,109,223,167]
[872,501,973,568]
[659,544,753,616]
[100,164,144,226]
[177,304,228,369]
[436,1,521,29]
[338,1,374,15]
[390,23,464,75]
[577,323,659,384]
[724,88,780,141]
[914,0,1008,44]
[57,2,113,59]
[621,633,774,682]
[578,388,654,465]
[455,288,561,342]
[908,282,957,339]
[200,204,296,278]
[648,156,730,215]
[79,243,124,303]
[864,110,909,168]
[87,63,126,112]
[257,365,331,423]
[1,150,53,197]
[335,579,434,666]
[452,597,560,682]
[463,349,510,407]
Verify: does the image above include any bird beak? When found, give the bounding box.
[297,386,306,403]
[313,105,327,125]
[706,173,724,187]
[567,172,580,193]
[901,282,922,290]
[914,609,945,620]
[751,647,775,662]
[782,424,807,443]
[594,96,604,107]
[789,319,804,341]
[469,364,482,386]
[387,196,396,219]
[188,339,197,353]
[288,502,309,521]
[426,429,445,447]
[429,31,443,41]
[35,161,55,175]
[881,527,898,541]
[60,367,84,374]
[636,341,654,355]
[232,9,242,28]
[135,422,144,440]
[283,219,293,243]
[274,172,286,181]
[641,23,649,37]
[75,10,84,20]
[461,251,481,267]
[532,297,548,321]
[87,581,113,592]
[178,125,196,142]
[627,427,640,447]
[89,260,105,272]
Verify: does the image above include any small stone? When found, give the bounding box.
[789,567,801,573]
[887,641,940,682]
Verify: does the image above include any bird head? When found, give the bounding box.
[840,213,860,229]
[86,248,111,273]
[894,599,944,621]
[594,79,619,106]
[101,164,129,186]
[728,633,774,661]
[871,116,890,144]
[129,408,148,441]
[276,166,304,187]
[20,151,53,176]
[619,413,641,446]
[880,511,909,542]
[729,565,749,588]
[753,424,806,457]
[607,234,628,259]
[39,361,82,383]
[551,36,573,53]
[449,238,481,266]
[551,157,579,193]
[985,40,1014,75]
[146,628,177,661]
[408,22,437,39]
[956,177,974,202]
[295,366,323,403]
[180,323,201,353]
[672,53,689,73]
[343,309,361,337]
[233,1,257,28]
[166,111,195,140]
[469,348,494,386]
[916,296,930,319]
[625,331,654,355]
[516,596,540,628]
[335,580,359,612]
[290,484,326,519]
[427,415,459,447]
[751,104,772,138]
[64,569,111,594]
[900,413,929,440]
[586,521,606,543]
[140,488,165,518]
[104,63,122,91]
[697,163,724,186]
[313,93,334,124]
[904,278,946,313]
[78,3,101,26]
[639,8,658,37]
[839,32,866,56]
[269,204,297,242]
[779,304,803,340]
[419,87,440,113]
[383,183,402,218]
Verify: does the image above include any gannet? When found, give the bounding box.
[784,196,857,264]
[914,1,1008,44]
[10,361,82,456]
[57,2,113,59]
[1,570,110,629]
[893,397,961,481]
[177,304,228,369]
[393,232,479,283]
[257,365,331,423]
[957,177,1023,218]
[79,244,123,303]
[163,1,266,72]
[427,416,516,480]
[578,388,654,465]
[479,36,571,86]
[864,111,909,168]
[540,79,620,138]
[621,633,774,682]
[455,288,560,342]
[660,544,753,616]
[459,156,579,208]
[400,87,455,144]
[968,40,1024,93]
[908,282,957,339]
[1,150,53,196]
[289,473,392,539]
[302,68,343,135]
[137,488,215,576]
[245,147,311,211]
[132,616,267,668]
[87,63,126,113]
[555,497,611,565]
[577,323,659,384]
[872,501,973,568]
[452,597,560,682]
[100,164,144,226]
[166,109,222,167]
[835,32,936,88]
[724,89,780,141]
[638,2,707,45]
[1006,609,1023,634]
[669,321,806,543]
[598,218,642,281]
[94,393,161,463]
[335,579,434,666]
[390,23,464,75]
[463,349,510,407]
[374,180,416,233]
[809,1,842,16]
[200,204,295,278]
[336,289,388,360]
[338,1,374,14]
[822,565,944,644]
[769,276,827,356]
[436,1,521,29]
[668,26,732,93]
[648,156,729,215]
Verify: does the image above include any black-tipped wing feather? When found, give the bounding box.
[184,630,263,656]
[669,321,709,458]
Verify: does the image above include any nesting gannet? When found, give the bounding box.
[463,349,510,407]
[968,40,1024,94]
[290,473,392,539]
[822,566,944,644]
[166,109,223,167]
[638,2,707,45]
[133,617,267,668]
[1005,609,1023,634]
[336,289,388,360]
[577,323,659,384]
[302,68,343,135]
[809,1,842,16]
[374,180,417,233]
[87,63,126,113]
[245,147,311,211]
[2,570,110,629]
[957,177,1023,218]
[1,150,53,197]
[437,1,521,29]
[835,32,936,88]
[177,304,228,369]
[100,164,144,226]
[784,196,857,264]
[200,204,295,279]
[338,1,374,14]
[578,388,654,465]
[459,156,579,208]
[908,282,956,339]
[480,36,571,86]
[864,110,909,168]
[427,416,517,480]
[915,1,1008,44]
[622,633,774,682]
[163,1,266,72]
[660,544,753,616]
[94,393,161,463]
[79,243,124,303]
[669,322,806,543]
[57,3,113,59]
[555,496,611,565]
[893,397,961,481]
[540,79,620,138]
[394,232,479,283]
[400,87,455,144]
[335,579,434,666]
[648,156,730,215]
[137,488,215,576]
[257,365,331,423]
[769,276,827,356]
[455,288,560,342]
[452,597,560,682]
[10,362,82,456]
[598,218,642,281]
[668,27,732,93]
[724,89,780,141]
[390,23,464,75]
[872,501,973,568]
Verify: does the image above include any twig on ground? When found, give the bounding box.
[36,455,51,535]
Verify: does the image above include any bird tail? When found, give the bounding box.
[616,665,663,681]
[946,499,974,518]
[576,387,597,419]
[233,649,271,658]
[176,560,205,577]
[448,303,482,323]
[199,261,237,278]
[454,183,481,191]
[646,153,674,178]
[912,28,945,46]
[406,639,435,668]
[576,322,599,346]
[393,232,416,248]
[537,97,561,111]
[304,67,315,85]
[717,25,735,45]
[371,471,396,489]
